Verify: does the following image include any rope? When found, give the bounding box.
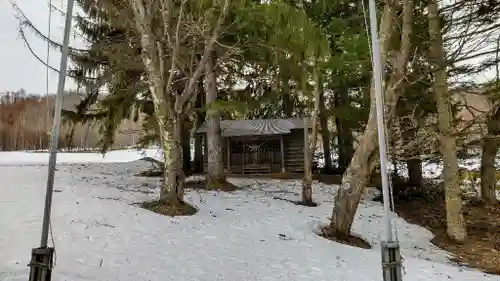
[46,0,58,270]
[360,0,400,242]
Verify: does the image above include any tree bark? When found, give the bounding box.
[282,74,293,117]
[205,51,226,188]
[303,117,313,204]
[480,120,499,204]
[404,126,423,187]
[302,68,321,206]
[334,89,354,172]
[318,78,333,172]
[181,118,191,175]
[428,0,467,242]
[332,0,412,237]
[193,80,205,173]
[129,0,230,204]
[161,113,185,204]
[407,158,423,187]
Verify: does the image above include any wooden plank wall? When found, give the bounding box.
[283,130,305,172]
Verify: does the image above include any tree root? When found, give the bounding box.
[319,224,371,249]
[273,196,318,207]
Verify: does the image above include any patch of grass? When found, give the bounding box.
[140,200,198,217]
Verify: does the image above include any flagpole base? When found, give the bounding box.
[381,241,403,281]
[28,247,54,281]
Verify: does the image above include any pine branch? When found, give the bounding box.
[11,0,86,53]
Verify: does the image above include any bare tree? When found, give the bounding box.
[128,0,231,207]
[428,0,467,242]
[205,50,226,188]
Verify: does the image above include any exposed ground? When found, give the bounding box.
[244,171,500,275]
[396,196,500,275]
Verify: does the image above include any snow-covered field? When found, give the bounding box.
[0,150,498,281]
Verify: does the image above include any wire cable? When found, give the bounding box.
[46,0,53,143]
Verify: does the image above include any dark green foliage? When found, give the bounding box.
[61,0,150,153]
[60,0,331,154]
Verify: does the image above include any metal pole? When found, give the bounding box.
[367,1,403,280]
[367,0,393,243]
[40,0,75,248]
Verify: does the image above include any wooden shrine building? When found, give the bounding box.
[195,118,310,174]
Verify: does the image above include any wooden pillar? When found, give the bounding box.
[280,135,285,172]
[226,138,231,172]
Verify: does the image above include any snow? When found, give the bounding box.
[0,148,161,165]
[0,150,498,281]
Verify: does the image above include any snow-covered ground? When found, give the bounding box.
[0,148,162,165]
[0,150,498,281]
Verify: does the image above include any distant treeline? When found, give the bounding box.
[0,89,142,151]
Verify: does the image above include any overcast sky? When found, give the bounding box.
[0,0,497,95]
[0,0,84,95]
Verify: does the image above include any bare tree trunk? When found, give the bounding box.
[428,0,467,242]
[480,119,499,204]
[318,78,333,172]
[282,74,293,117]
[334,89,354,172]
[407,158,423,187]
[194,80,205,173]
[130,0,230,204]
[403,123,423,187]
[302,69,321,206]
[181,119,192,175]
[302,118,314,205]
[132,22,186,205]
[161,113,185,204]
[332,0,412,237]
[205,51,226,188]
[66,124,76,151]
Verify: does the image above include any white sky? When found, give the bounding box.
[0,0,497,94]
[0,0,84,94]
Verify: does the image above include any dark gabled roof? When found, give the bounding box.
[196,118,310,137]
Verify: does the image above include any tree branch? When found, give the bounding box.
[176,0,232,111]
